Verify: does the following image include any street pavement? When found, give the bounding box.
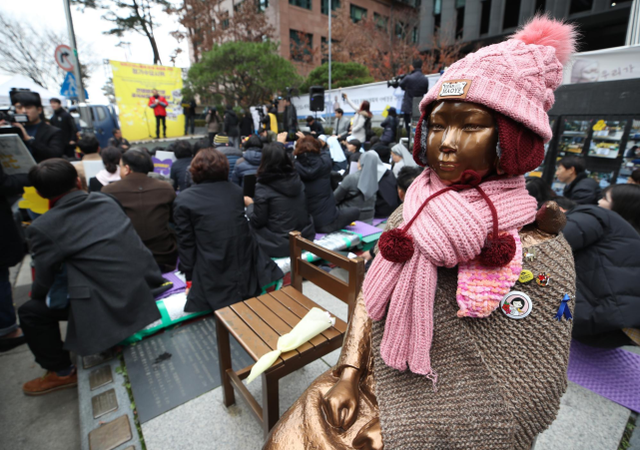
[1,259,636,450]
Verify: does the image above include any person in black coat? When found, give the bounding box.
[7,92,64,162]
[557,196,640,348]
[49,98,78,158]
[556,156,601,205]
[306,116,325,136]
[240,111,254,137]
[399,59,430,136]
[18,159,165,395]
[245,143,315,257]
[170,140,193,191]
[379,107,399,146]
[224,106,240,148]
[232,135,263,186]
[173,148,283,312]
[294,135,359,234]
[0,166,30,352]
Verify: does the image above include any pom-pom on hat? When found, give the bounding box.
[413,15,577,174]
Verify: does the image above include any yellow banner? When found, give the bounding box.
[110,61,184,141]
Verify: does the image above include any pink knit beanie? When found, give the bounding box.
[413,16,577,173]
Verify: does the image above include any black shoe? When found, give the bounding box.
[0,335,26,352]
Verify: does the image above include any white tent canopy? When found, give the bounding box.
[0,74,66,107]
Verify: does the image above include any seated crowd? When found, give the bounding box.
[1,116,422,395]
[5,100,637,400]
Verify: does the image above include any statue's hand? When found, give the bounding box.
[321,366,361,430]
[353,417,383,450]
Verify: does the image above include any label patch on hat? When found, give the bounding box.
[437,79,472,100]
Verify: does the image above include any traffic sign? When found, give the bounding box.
[55,44,75,72]
[60,71,88,99]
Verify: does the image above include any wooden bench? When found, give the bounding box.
[214,230,365,438]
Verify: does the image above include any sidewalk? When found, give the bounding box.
[0,256,80,450]
[1,259,635,450]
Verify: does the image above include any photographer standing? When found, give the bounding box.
[6,92,64,162]
[283,98,298,136]
[49,98,78,158]
[399,59,430,138]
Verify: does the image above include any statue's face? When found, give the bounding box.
[426,100,499,184]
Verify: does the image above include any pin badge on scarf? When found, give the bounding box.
[500,291,532,319]
[518,270,534,284]
[524,249,536,262]
[536,273,550,287]
[554,294,573,321]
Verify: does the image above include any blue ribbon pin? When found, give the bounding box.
[555,294,573,321]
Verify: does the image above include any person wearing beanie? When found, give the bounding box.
[263,16,578,450]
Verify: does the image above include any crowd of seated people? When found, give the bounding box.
[4,119,427,395]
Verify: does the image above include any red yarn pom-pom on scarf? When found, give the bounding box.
[378,228,415,263]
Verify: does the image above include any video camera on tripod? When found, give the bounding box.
[386,74,406,89]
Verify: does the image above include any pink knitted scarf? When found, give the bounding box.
[363,169,537,378]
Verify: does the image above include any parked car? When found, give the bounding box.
[69,104,120,148]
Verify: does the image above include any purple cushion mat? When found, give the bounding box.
[567,340,640,412]
[344,221,383,237]
[157,271,187,300]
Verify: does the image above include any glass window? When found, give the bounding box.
[569,0,593,14]
[588,119,627,159]
[256,0,268,11]
[480,0,491,34]
[433,0,442,14]
[412,26,418,44]
[220,11,230,29]
[290,29,313,61]
[456,4,465,39]
[321,0,340,15]
[96,106,107,122]
[502,0,521,29]
[618,119,640,183]
[290,0,312,10]
[551,118,591,194]
[374,12,388,29]
[350,4,367,22]
[395,21,406,39]
[558,119,590,157]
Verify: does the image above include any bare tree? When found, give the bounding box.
[0,13,95,90]
[168,0,275,63]
[73,0,170,65]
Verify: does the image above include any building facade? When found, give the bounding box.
[419,0,635,52]
[210,0,414,75]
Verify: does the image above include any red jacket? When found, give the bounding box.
[148,95,168,117]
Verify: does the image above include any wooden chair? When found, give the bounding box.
[214,231,365,438]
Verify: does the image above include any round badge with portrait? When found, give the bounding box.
[500,291,533,320]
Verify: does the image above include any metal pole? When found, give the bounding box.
[327,0,332,125]
[63,0,93,131]
[626,0,640,45]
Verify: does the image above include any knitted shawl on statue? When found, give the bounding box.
[364,169,536,377]
[370,206,576,449]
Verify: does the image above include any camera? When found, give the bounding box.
[387,74,407,89]
[0,108,28,124]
